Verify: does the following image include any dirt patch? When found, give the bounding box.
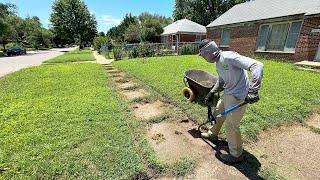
[118,81,136,89]
[132,101,168,120]
[148,120,248,179]
[121,89,149,101]
[306,113,320,129]
[106,69,120,74]
[112,72,127,78]
[247,125,320,179]
[112,76,125,82]
[104,66,115,69]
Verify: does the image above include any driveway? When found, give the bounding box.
[0,47,76,77]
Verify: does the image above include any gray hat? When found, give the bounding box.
[199,40,220,63]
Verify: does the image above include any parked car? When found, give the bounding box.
[6,47,26,56]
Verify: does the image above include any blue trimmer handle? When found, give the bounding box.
[216,101,247,118]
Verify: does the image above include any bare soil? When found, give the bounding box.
[121,89,149,101]
[113,72,128,78]
[306,113,320,129]
[106,69,120,74]
[111,76,125,82]
[247,125,320,179]
[132,101,168,120]
[118,82,136,89]
[148,119,250,179]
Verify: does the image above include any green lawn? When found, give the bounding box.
[44,49,95,63]
[113,55,320,140]
[0,63,145,179]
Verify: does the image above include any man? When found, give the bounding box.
[198,39,264,163]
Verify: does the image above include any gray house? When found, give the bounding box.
[206,0,320,61]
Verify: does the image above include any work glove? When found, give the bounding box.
[245,89,259,104]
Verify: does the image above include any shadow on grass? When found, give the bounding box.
[188,128,262,180]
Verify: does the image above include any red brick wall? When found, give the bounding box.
[207,16,320,61]
[180,34,196,42]
[295,16,320,61]
[229,24,260,54]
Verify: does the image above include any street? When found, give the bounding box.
[0,47,76,77]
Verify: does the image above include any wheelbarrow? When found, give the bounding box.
[181,69,219,105]
[181,69,247,131]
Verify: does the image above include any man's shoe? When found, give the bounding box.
[200,131,218,142]
[219,154,244,164]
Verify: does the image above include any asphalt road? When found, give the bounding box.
[0,47,76,77]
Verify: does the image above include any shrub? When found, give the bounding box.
[128,47,139,59]
[93,36,111,53]
[137,44,156,57]
[113,47,125,60]
[179,44,199,55]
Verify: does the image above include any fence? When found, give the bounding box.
[100,42,201,60]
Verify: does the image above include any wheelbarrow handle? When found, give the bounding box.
[183,76,188,86]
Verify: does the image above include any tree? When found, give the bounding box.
[50,0,97,48]
[0,2,17,52]
[107,13,138,43]
[93,36,111,52]
[107,12,172,43]
[98,32,105,37]
[124,24,141,43]
[139,12,172,42]
[173,0,248,26]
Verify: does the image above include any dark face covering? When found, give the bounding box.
[199,41,221,63]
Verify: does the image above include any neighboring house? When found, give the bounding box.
[161,19,207,44]
[206,0,320,61]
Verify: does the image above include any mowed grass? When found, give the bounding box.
[45,49,95,63]
[0,64,145,179]
[113,55,320,140]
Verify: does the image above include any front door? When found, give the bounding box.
[315,42,320,61]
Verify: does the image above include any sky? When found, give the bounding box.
[0,0,175,32]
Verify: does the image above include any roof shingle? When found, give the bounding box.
[207,0,320,27]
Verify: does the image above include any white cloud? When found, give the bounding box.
[98,15,121,26]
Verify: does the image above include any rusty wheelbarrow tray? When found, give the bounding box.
[182,69,219,105]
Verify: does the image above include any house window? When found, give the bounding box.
[220,29,231,46]
[256,25,269,51]
[285,21,302,51]
[256,21,302,52]
[267,23,290,51]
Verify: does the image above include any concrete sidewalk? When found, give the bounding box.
[93,51,114,65]
[295,61,320,69]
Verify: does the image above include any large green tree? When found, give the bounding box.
[107,12,172,43]
[0,3,17,51]
[50,0,97,48]
[139,12,172,42]
[173,0,248,26]
[107,13,138,43]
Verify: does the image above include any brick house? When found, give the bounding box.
[206,0,320,62]
[161,19,207,44]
